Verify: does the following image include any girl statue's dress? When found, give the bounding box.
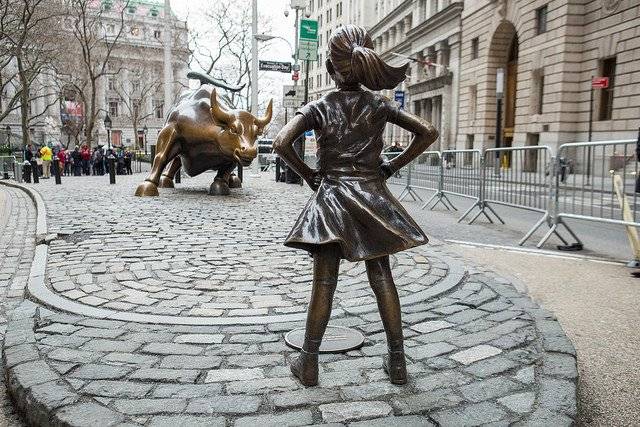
[274,24,438,387]
[285,90,428,261]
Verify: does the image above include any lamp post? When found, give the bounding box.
[104,113,112,150]
[250,0,260,176]
[143,124,148,155]
[495,67,504,177]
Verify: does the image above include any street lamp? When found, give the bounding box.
[104,113,112,150]
[254,34,295,59]
[495,67,504,177]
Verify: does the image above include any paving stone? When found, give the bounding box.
[29,380,79,409]
[186,395,262,414]
[431,401,508,425]
[235,410,313,427]
[148,415,226,427]
[498,391,535,414]
[450,345,503,365]
[205,368,264,382]
[56,403,125,427]
[460,377,522,402]
[319,401,393,423]
[340,382,405,400]
[349,415,435,427]
[69,364,131,380]
[82,380,154,398]
[406,342,457,359]
[47,348,102,364]
[271,388,342,408]
[130,368,199,383]
[174,334,225,344]
[392,390,463,415]
[113,398,186,415]
[514,365,536,384]
[10,360,58,388]
[410,320,455,334]
[538,377,577,417]
[541,354,578,379]
[227,377,298,394]
[141,342,203,355]
[80,339,141,353]
[464,355,519,378]
[413,370,473,392]
[159,355,222,369]
[152,384,223,398]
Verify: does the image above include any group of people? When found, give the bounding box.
[24,144,135,178]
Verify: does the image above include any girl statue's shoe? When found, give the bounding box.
[383,350,408,385]
[290,349,319,386]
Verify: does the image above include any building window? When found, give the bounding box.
[469,85,477,120]
[337,2,342,16]
[131,80,140,93]
[598,56,616,121]
[537,73,544,114]
[132,98,141,117]
[471,37,479,60]
[154,30,161,39]
[153,99,164,119]
[536,5,548,35]
[130,27,140,37]
[108,77,116,91]
[108,98,119,117]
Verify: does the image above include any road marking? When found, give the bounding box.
[444,239,625,266]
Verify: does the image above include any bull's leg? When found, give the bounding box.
[135,126,179,197]
[159,157,182,188]
[228,166,242,189]
[209,164,234,196]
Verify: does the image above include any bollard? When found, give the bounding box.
[53,158,62,185]
[31,160,39,183]
[22,161,32,183]
[275,157,281,181]
[108,155,116,184]
[237,164,243,183]
[175,167,181,184]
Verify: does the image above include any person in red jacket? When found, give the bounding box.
[80,144,91,175]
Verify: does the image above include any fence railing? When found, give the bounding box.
[0,156,19,181]
[390,137,640,251]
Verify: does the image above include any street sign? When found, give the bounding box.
[259,60,292,73]
[292,71,299,81]
[297,39,318,61]
[299,19,318,41]
[592,76,609,89]
[283,85,304,108]
[394,90,405,109]
[298,19,319,61]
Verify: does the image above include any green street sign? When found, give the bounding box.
[299,19,318,41]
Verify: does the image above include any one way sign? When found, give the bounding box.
[283,85,304,108]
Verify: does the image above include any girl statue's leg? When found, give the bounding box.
[365,256,407,384]
[291,244,340,386]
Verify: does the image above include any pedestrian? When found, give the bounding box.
[64,150,71,176]
[35,149,43,177]
[72,146,82,176]
[94,147,104,175]
[80,144,91,175]
[124,149,132,175]
[57,147,66,176]
[273,25,438,386]
[24,144,34,162]
[116,148,125,175]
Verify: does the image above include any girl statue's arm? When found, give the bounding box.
[273,115,321,190]
[384,110,439,177]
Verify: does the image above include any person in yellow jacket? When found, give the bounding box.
[40,145,52,179]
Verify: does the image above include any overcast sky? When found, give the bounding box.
[171,0,301,108]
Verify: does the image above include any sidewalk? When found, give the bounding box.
[0,173,577,426]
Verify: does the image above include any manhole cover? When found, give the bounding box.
[284,325,365,354]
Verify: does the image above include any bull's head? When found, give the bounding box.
[210,89,273,167]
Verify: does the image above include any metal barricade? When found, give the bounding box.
[536,139,637,248]
[468,146,551,244]
[430,149,483,213]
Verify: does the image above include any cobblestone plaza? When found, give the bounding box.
[0,173,578,426]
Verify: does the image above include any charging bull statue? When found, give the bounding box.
[135,77,273,197]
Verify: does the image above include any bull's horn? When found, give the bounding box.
[210,89,234,124]
[254,99,273,128]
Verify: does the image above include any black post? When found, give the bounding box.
[53,156,61,185]
[494,97,503,176]
[31,160,39,183]
[275,156,281,182]
[237,164,243,183]
[175,167,181,184]
[587,75,593,185]
[108,155,116,184]
[22,161,31,183]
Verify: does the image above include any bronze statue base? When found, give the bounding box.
[135,181,160,197]
[285,326,365,354]
[209,179,230,196]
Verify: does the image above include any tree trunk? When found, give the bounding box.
[16,54,31,149]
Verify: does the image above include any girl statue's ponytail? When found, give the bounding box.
[328,25,408,91]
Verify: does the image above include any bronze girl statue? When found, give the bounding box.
[273,25,438,386]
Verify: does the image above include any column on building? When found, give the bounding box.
[448,33,461,149]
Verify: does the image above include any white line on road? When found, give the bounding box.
[443,239,625,266]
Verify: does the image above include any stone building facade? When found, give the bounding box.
[457,0,640,153]
[0,0,188,151]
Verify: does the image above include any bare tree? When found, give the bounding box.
[189,0,271,110]
[0,0,67,147]
[112,65,161,150]
[56,0,130,147]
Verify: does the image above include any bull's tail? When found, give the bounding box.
[187,71,245,93]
